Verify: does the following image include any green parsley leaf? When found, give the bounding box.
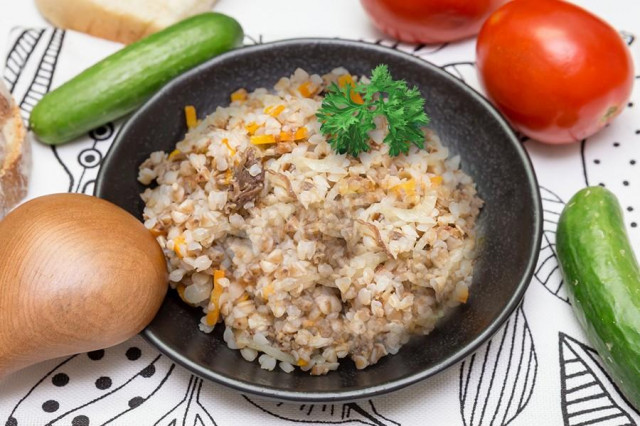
[316,64,430,157]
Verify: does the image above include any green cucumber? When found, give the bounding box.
[557,186,640,409]
[30,12,243,145]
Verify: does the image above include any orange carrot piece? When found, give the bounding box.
[279,131,294,142]
[246,122,261,135]
[221,138,236,156]
[294,127,308,141]
[391,179,416,196]
[266,105,285,117]
[168,149,181,160]
[173,235,186,258]
[337,75,364,104]
[298,81,316,98]
[350,91,364,105]
[250,134,276,145]
[206,270,226,326]
[457,286,469,303]
[184,105,197,129]
[230,88,247,102]
[338,74,355,88]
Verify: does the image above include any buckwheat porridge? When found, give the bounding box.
[138,68,482,375]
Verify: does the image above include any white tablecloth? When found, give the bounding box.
[1,1,640,424]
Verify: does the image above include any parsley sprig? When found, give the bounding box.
[316,65,429,157]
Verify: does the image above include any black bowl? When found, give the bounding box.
[95,38,542,402]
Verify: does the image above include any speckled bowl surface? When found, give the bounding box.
[95,38,542,402]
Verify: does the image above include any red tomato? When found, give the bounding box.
[360,0,510,44]
[476,0,634,144]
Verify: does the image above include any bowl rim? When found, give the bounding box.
[96,37,543,402]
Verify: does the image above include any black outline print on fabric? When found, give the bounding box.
[153,375,216,426]
[578,30,635,189]
[355,37,449,57]
[559,333,638,426]
[76,356,175,426]
[244,34,264,45]
[74,122,116,194]
[441,61,475,82]
[580,125,640,191]
[580,139,591,187]
[410,41,449,56]
[5,355,79,424]
[4,351,176,425]
[52,120,117,194]
[16,27,73,191]
[8,27,120,194]
[52,122,117,193]
[17,28,64,122]
[620,31,635,46]
[459,305,537,426]
[243,397,400,426]
[535,186,570,303]
[3,28,45,93]
[7,27,73,193]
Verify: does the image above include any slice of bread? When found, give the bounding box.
[0,81,30,218]
[35,0,218,44]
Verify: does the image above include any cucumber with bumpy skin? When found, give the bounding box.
[30,12,243,145]
[557,186,640,409]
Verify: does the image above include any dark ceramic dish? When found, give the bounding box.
[95,38,542,402]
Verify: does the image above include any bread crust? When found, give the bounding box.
[0,84,30,218]
[35,0,217,44]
